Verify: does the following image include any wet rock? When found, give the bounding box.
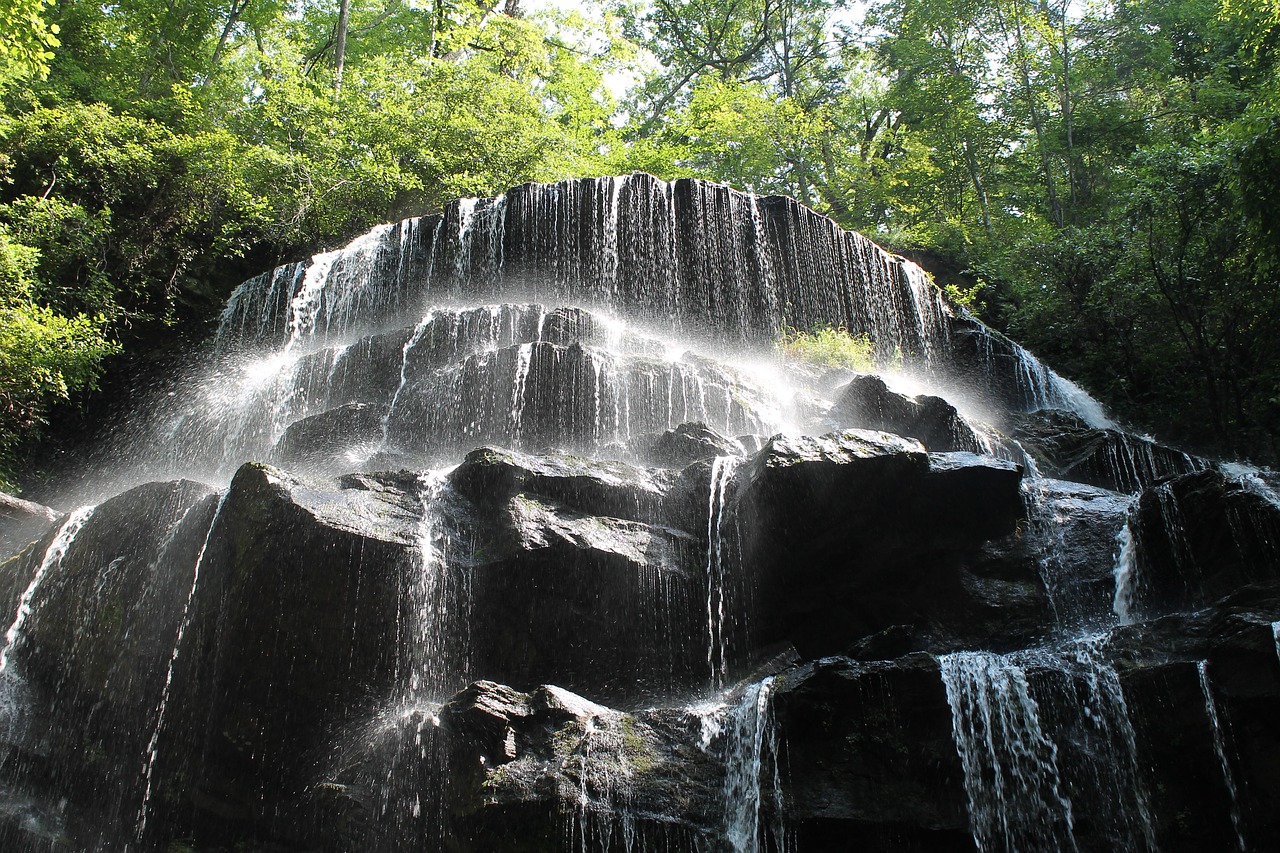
[465,486,702,704]
[315,679,724,852]
[773,655,972,851]
[736,432,1028,656]
[829,375,982,453]
[0,493,59,561]
[1094,593,1280,851]
[0,479,215,848]
[1012,410,1209,492]
[1019,479,1132,630]
[633,422,744,467]
[273,402,390,469]
[18,480,216,719]
[451,446,676,526]
[1126,469,1280,619]
[141,462,421,846]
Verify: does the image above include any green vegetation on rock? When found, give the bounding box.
[777,325,877,373]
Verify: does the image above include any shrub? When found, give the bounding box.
[776,325,876,372]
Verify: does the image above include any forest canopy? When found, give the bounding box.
[1,0,1278,487]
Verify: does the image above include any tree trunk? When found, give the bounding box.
[334,0,351,94]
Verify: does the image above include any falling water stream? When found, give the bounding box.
[0,507,95,674]
[136,491,230,839]
[940,651,1079,853]
[706,456,745,688]
[1197,661,1247,852]
[1112,519,1139,624]
[5,175,1276,852]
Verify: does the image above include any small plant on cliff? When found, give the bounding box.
[776,325,876,372]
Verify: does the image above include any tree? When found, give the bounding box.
[0,0,60,90]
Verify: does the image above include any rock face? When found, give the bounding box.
[1012,409,1210,491]
[634,421,745,467]
[1123,469,1280,620]
[829,374,983,453]
[3,175,1279,853]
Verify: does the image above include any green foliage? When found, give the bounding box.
[777,325,877,373]
[0,225,116,489]
[0,0,59,90]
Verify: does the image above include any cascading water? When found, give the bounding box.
[1112,518,1138,624]
[0,507,94,745]
[940,651,1079,853]
[5,175,1278,853]
[405,468,469,701]
[1197,661,1246,852]
[706,455,746,687]
[940,643,1161,851]
[0,506,94,674]
[721,678,785,853]
[136,490,229,840]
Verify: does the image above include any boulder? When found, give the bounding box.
[735,432,1029,656]
[451,446,676,526]
[1012,410,1209,492]
[829,375,982,453]
[1018,478,1132,630]
[313,679,725,852]
[633,422,744,467]
[773,655,972,851]
[273,402,390,469]
[138,463,422,848]
[1126,469,1280,619]
[463,485,703,703]
[1,479,216,849]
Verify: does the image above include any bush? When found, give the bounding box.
[776,325,877,372]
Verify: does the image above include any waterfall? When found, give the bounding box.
[0,506,95,675]
[1197,661,1246,852]
[1021,481,1074,628]
[1068,639,1159,852]
[208,175,1106,428]
[940,651,1079,853]
[722,678,785,853]
[0,507,95,746]
[1112,518,1139,624]
[706,456,745,687]
[940,643,1162,853]
[405,469,468,701]
[16,174,1277,853]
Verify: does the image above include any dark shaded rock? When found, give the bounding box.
[1093,591,1280,851]
[830,375,982,453]
[0,493,59,561]
[774,655,972,851]
[0,479,215,849]
[451,446,676,526]
[141,462,421,847]
[315,679,725,852]
[19,480,216,716]
[444,681,720,827]
[1126,469,1280,619]
[465,487,702,704]
[273,402,390,469]
[1012,410,1209,492]
[1019,479,1132,630]
[634,422,744,467]
[736,432,1029,657]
